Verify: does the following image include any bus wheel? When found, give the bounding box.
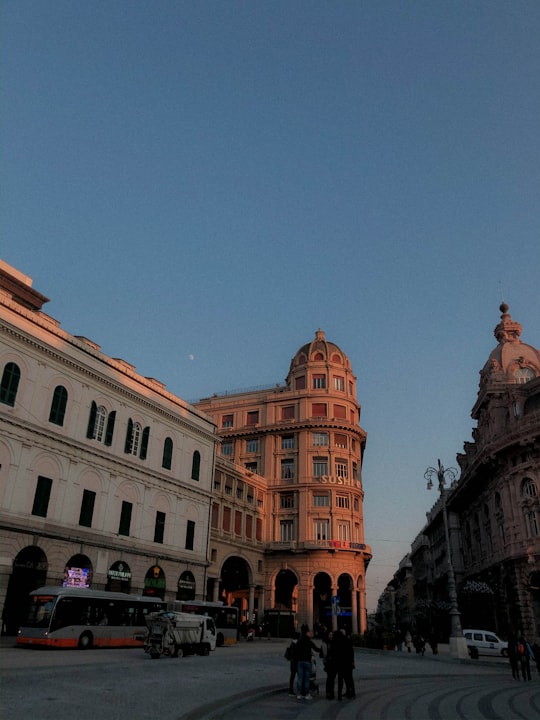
[176,646,183,658]
[216,633,224,647]
[78,632,93,650]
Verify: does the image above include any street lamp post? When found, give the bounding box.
[425,459,469,659]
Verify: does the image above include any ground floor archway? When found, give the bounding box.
[2,546,48,635]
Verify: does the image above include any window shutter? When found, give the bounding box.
[140,426,150,459]
[125,418,133,453]
[87,401,97,439]
[104,411,116,446]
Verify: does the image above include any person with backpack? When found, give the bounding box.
[285,632,300,696]
[515,631,535,681]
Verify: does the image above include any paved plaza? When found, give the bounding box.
[1,636,538,720]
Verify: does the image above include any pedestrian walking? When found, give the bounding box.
[293,627,321,700]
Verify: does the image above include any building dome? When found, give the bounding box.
[480,304,540,387]
[288,329,352,372]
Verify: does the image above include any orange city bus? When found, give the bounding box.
[17,586,165,649]
[171,600,239,646]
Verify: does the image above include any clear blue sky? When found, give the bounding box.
[2,1,539,612]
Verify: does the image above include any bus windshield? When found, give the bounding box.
[25,595,56,628]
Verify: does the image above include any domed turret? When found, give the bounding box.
[286,328,354,386]
[480,304,540,388]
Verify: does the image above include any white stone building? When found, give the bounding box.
[0,260,217,634]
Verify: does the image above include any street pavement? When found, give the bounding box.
[1,636,539,720]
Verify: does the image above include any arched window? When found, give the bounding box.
[87,402,116,445]
[125,419,142,456]
[48,385,68,425]
[162,437,173,470]
[522,478,538,498]
[125,419,149,459]
[191,450,201,481]
[0,362,20,406]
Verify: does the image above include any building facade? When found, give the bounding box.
[379,304,540,643]
[196,330,372,634]
[452,303,540,638]
[0,261,217,634]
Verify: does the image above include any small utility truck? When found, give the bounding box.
[144,611,216,659]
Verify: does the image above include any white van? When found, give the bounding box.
[463,629,508,657]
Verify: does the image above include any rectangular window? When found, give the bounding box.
[247,487,254,504]
[333,376,345,391]
[236,483,244,500]
[336,494,350,509]
[245,462,258,473]
[334,433,347,448]
[281,434,295,449]
[247,410,259,426]
[333,405,346,419]
[118,501,133,536]
[280,493,294,509]
[246,438,259,453]
[246,514,253,539]
[280,520,294,542]
[211,502,219,529]
[295,376,306,390]
[185,520,195,550]
[213,478,221,491]
[222,507,231,532]
[312,403,327,417]
[154,511,166,544]
[313,457,328,477]
[221,441,233,456]
[225,481,233,495]
[314,520,329,541]
[336,461,348,478]
[313,374,326,389]
[281,405,295,420]
[222,414,233,428]
[337,521,350,541]
[78,489,96,528]
[234,510,242,535]
[312,432,329,446]
[32,476,52,517]
[313,494,330,507]
[256,518,262,541]
[281,459,294,480]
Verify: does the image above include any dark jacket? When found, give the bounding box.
[294,634,320,662]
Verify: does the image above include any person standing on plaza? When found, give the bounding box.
[293,627,321,700]
[321,630,337,699]
[507,632,519,680]
[515,631,535,681]
[405,630,413,653]
[335,628,356,700]
[286,632,300,696]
